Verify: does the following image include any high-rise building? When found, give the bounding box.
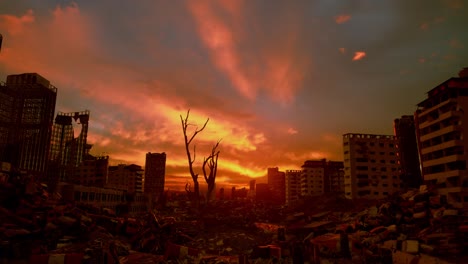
[0,73,57,178]
[394,115,422,188]
[415,72,468,208]
[107,164,144,195]
[285,170,301,204]
[300,159,344,197]
[343,133,401,199]
[267,167,286,204]
[49,110,90,182]
[144,152,166,203]
[300,161,325,196]
[325,160,345,193]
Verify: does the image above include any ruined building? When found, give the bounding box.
[394,115,422,188]
[415,72,468,208]
[0,73,57,178]
[48,111,90,187]
[343,133,401,200]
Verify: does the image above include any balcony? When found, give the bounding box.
[419,110,462,129]
[420,125,462,142]
[423,154,465,167]
[424,170,463,182]
[417,99,456,119]
[421,140,463,155]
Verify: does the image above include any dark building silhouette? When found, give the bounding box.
[73,154,109,188]
[255,183,271,203]
[144,152,166,206]
[394,115,422,188]
[0,73,57,178]
[107,164,143,195]
[49,110,90,184]
[267,167,286,204]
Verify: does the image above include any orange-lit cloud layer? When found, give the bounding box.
[334,15,351,24]
[352,51,367,61]
[0,1,467,191]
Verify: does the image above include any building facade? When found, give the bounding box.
[300,159,344,197]
[73,155,109,188]
[267,167,286,204]
[285,170,301,205]
[343,133,401,200]
[394,115,422,189]
[415,74,468,208]
[0,73,57,177]
[49,111,90,183]
[144,152,166,204]
[106,164,143,195]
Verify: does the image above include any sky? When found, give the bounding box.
[0,0,467,191]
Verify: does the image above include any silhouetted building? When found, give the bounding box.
[394,115,422,188]
[285,170,301,204]
[255,183,270,203]
[325,160,345,193]
[415,71,468,208]
[343,133,401,200]
[49,110,90,183]
[267,167,286,204]
[218,187,225,200]
[107,164,143,195]
[249,179,256,197]
[144,152,166,205]
[0,73,57,179]
[73,154,109,188]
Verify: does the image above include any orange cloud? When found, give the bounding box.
[334,15,351,24]
[339,48,346,54]
[188,1,308,105]
[0,9,35,35]
[287,128,298,135]
[352,51,366,61]
[188,1,254,100]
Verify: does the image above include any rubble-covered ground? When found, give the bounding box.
[1,177,468,263]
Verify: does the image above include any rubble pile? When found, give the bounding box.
[1,174,467,263]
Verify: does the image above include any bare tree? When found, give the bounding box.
[203,140,220,203]
[180,109,209,207]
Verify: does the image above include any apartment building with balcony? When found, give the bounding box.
[343,133,401,200]
[300,159,344,197]
[415,73,468,208]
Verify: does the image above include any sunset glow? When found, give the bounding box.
[1,1,467,190]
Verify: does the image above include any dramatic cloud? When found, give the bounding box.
[1,1,467,191]
[352,51,367,61]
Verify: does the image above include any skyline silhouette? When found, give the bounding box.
[0,1,467,190]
